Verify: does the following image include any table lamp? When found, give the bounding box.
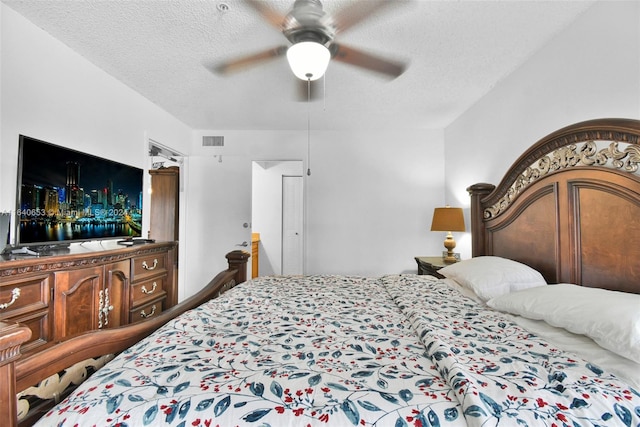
[430,206,465,263]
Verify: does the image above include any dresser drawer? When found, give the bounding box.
[130,277,167,308]
[129,299,164,324]
[6,309,50,354]
[131,253,167,281]
[0,274,50,320]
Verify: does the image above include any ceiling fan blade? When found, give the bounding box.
[331,0,397,34]
[329,43,406,78]
[213,46,287,75]
[245,0,286,30]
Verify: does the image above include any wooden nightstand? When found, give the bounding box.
[414,256,450,279]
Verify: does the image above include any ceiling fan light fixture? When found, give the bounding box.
[286,41,330,81]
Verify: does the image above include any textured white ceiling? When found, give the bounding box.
[3,0,596,130]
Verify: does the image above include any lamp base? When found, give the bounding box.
[442,251,461,263]
[443,254,458,264]
[442,233,458,264]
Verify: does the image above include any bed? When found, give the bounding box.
[1,118,639,426]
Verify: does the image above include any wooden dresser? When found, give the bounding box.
[0,241,177,356]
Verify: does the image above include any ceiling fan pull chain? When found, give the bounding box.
[323,73,326,111]
[307,77,312,176]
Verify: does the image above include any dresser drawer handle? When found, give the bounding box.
[140,282,158,295]
[139,305,157,318]
[0,288,21,310]
[141,259,158,271]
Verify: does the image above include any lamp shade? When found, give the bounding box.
[286,41,331,81]
[430,207,465,232]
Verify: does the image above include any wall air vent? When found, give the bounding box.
[203,136,224,147]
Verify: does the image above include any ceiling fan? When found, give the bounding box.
[213,0,407,97]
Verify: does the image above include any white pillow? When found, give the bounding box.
[438,256,546,302]
[487,284,640,363]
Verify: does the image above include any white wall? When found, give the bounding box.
[183,128,445,296]
[306,129,445,276]
[1,5,192,290]
[445,0,640,259]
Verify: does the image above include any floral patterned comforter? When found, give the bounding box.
[36,275,640,426]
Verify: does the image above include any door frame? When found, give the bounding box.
[251,160,304,276]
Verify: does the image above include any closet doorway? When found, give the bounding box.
[251,161,304,276]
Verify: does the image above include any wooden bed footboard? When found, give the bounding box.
[0,250,250,427]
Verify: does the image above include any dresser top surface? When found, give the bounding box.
[1,241,176,272]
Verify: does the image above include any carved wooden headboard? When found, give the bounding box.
[468,118,640,294]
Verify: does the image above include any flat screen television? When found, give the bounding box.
[15,135,143,247]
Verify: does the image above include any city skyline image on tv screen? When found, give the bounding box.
[17,135,143,245]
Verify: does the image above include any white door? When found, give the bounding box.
[281,175,304,275]
[182,155,252,298]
